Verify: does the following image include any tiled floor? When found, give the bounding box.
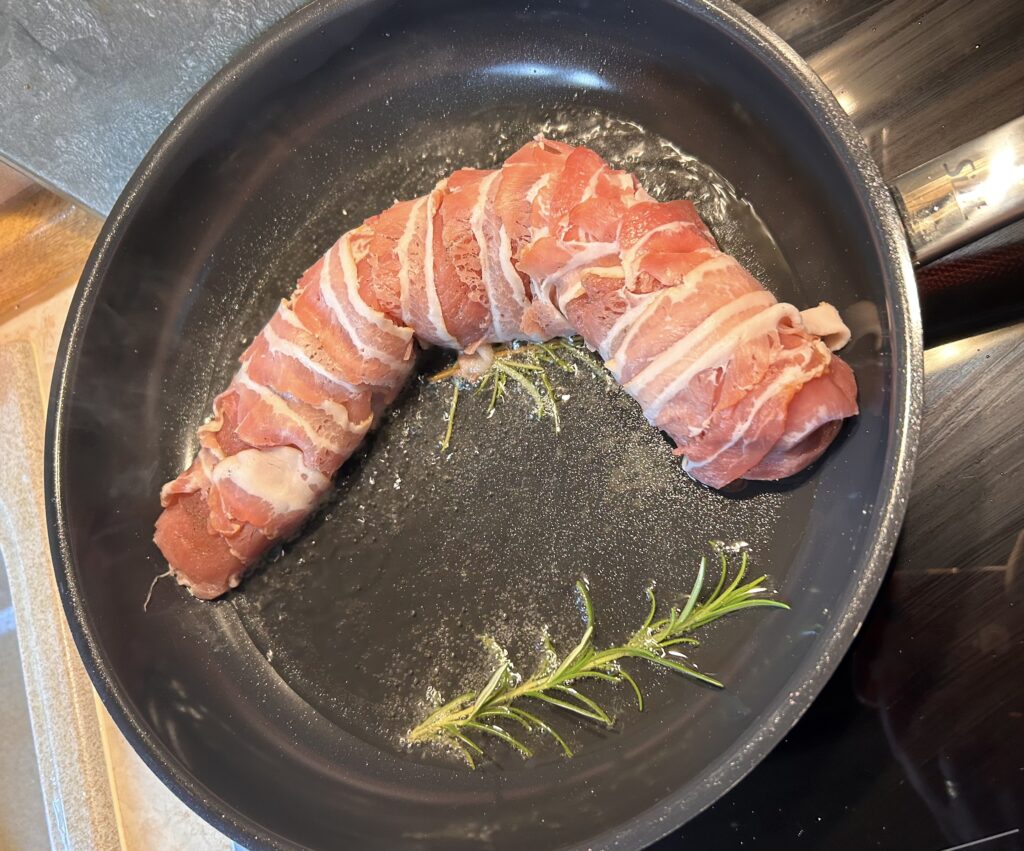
[0,553,50,850]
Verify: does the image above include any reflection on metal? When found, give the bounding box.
[892,116,1024,265]
[923,336,983,372]
[833,87,858,117]
[1005,528,1022,597]
[920,529,1022,593]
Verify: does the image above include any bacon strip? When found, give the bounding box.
[155,137,857,598]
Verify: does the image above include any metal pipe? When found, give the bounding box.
[891,115,1024,266]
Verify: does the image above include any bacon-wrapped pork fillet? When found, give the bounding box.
[155,138,857,599]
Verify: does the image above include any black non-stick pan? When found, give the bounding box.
[47,0,1018,848]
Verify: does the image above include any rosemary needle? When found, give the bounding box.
[407,551,789,766]
[431,337,597,450]
[439,385,459,452]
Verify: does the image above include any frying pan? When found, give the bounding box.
[44,0,1021,848]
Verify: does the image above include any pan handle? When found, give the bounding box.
[890,115,1024,266]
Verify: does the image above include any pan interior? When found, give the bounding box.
[55,1,900,848]
[229,106,803,758]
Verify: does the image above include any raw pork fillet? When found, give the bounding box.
[155,138,857,599]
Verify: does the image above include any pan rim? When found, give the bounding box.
[44,0,923,848]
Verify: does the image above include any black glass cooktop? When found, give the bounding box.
[657,271,1024,850]
[671,2,1024,842]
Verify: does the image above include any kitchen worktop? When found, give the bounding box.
[1,0,1022,214]
[0,1,1021,850]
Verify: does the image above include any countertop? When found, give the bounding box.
[0,172,237,851]
[1,0,1022,214]
[0,1,1021,849]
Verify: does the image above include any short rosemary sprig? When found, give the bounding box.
[432,337,606,449]
[406,551,788,767]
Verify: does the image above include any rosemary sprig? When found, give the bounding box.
[406,551,788,767]
[432,338,606,449]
